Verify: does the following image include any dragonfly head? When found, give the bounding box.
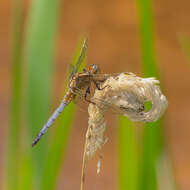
[88,64,100,74]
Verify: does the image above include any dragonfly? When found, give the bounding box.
[32,39,109,147]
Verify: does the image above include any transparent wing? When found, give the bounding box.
[69,38,88,80]
[68,64,75,78]
[89,72,135,82]
[72,86,126,115]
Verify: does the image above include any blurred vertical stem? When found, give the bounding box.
[41,39,86,190]
[136,0,159,77]
[136,0,163,190]
[25,0,61,185]
[118,116,138,190]
[41,103,76,190]
[8,0,23,189]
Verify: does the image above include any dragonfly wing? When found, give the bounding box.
[68,64,75,80]
[91,72,135,81]
[90,96,126,115]
[71,86,126,115]
[69,38,88,80]
[32,101,68,147]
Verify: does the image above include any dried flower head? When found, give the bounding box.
[85,72,168,159]
[80,72,168,190]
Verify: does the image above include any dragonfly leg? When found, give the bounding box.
[84,86,96,105]
[97,79,107,83]
[93,80,109,91]
[84,86,90,98]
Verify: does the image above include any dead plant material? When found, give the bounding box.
[80,72,168,190]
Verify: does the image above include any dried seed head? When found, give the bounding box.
[80,73,168,190]
[102,73,168,122]
[85,73,168,159]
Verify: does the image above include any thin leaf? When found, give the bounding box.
[24,0,61,186]
[41,39,87,190]
[7,0,23,189]
[136,0,159,78]
[136,0,163,189]
[117,116,138,190]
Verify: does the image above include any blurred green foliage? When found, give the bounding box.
[137,0,163,190]
[41,39,86,190]
[118,117,138,190]
[8,0,85,189]
[8,0,23,189]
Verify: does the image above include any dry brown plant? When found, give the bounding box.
[80,73,168,190]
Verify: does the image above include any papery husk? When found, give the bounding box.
[85,72,168,159]
[80,73,168,190]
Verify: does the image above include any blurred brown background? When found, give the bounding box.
[1,0,190,189]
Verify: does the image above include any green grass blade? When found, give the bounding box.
[139,121,163,190]
[41,103,76,190]
[18,153,34,190]
[24,0,61,185]
[136,0,159,78]
[41,39,86,190]
[117,116,138,190]
[7,0,23,189]
[136,0,163,189]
